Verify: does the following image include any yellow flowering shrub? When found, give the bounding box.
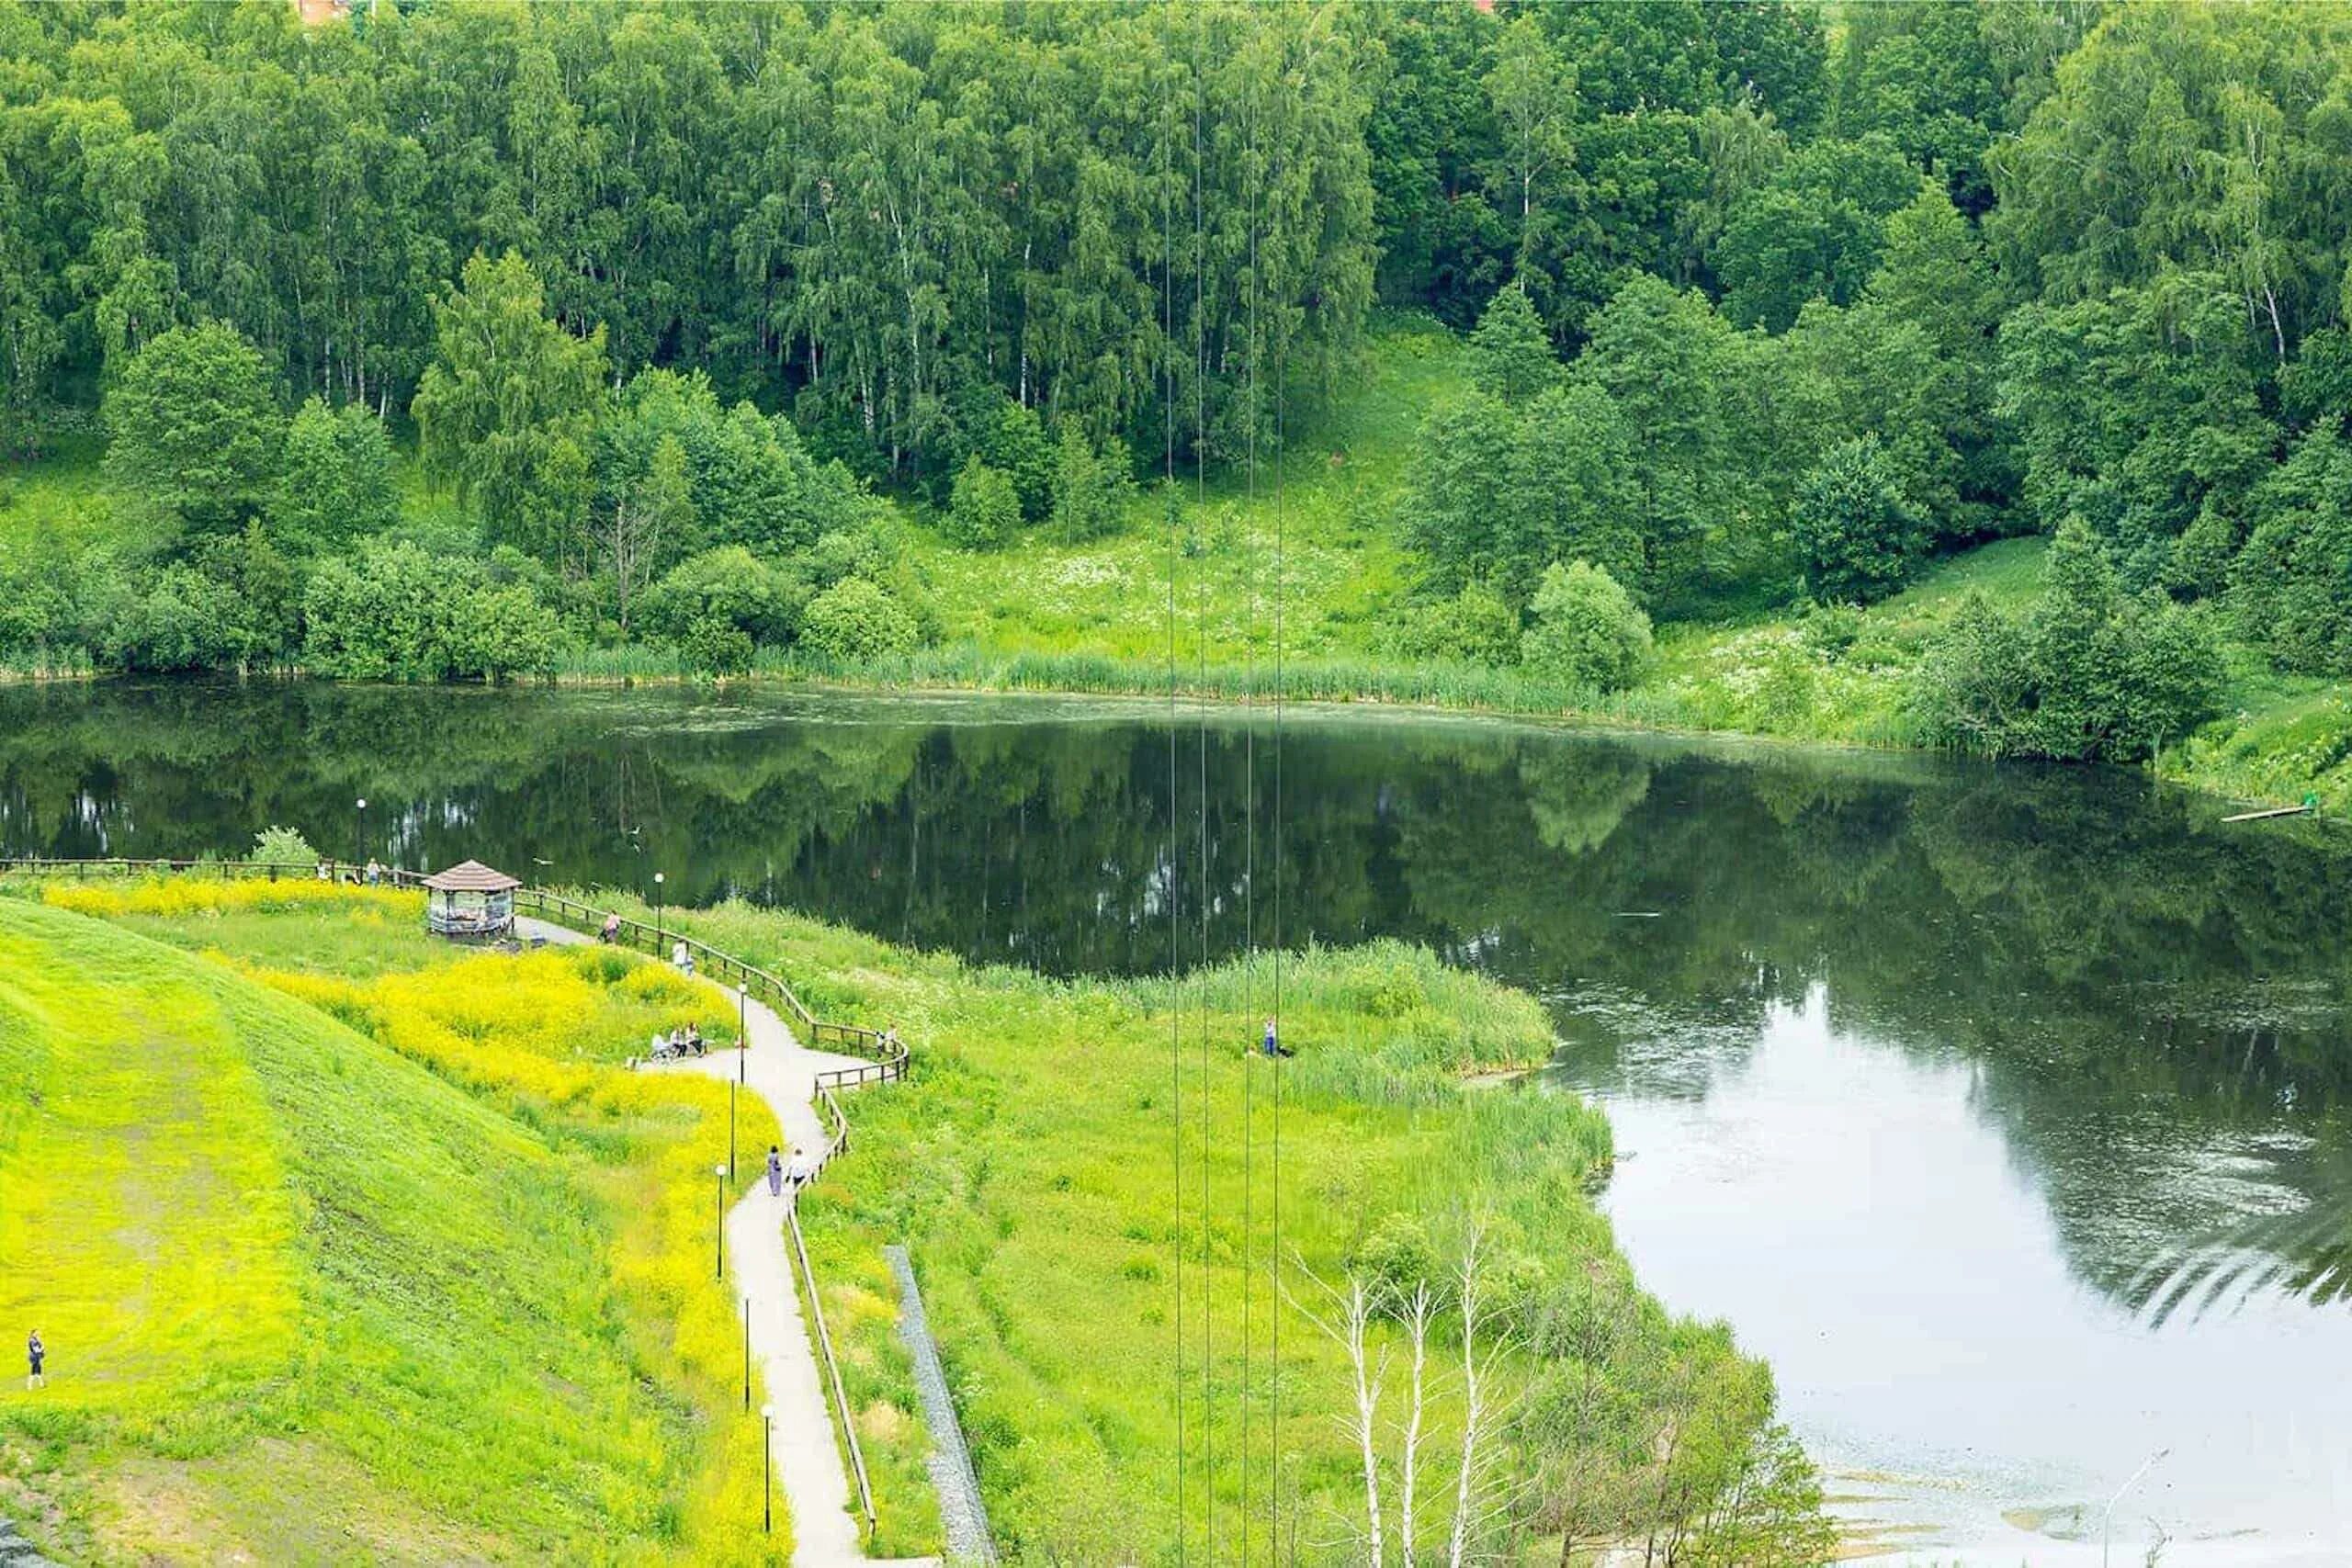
[256,944,791,1564]
[42,875,426,921]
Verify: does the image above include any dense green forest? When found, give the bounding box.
[2,0,2349,774]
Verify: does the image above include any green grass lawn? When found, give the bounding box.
[907,310,1456,665]
[0,433,121,566]
[622,894,1807,1566]
[0,887,802,1564]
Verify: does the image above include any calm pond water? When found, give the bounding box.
[6,679,2352,1562]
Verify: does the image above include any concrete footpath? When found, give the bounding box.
[519,917,925,1567]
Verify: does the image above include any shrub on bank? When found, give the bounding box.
[302,541,564,682]
[248,825,321,866]
[1393,581,1521,666]
[800,575,918,664]
[944,457,1022,550]
[1912,522,2222,761]
[638,545,809,651]
[1521,559,1652,692]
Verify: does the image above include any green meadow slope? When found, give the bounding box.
[0,869,1825,1562]
[888,320,2343,814]
[0,895,778,1564]
[7,309,2346,810]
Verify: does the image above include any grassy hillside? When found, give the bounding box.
[0,874,1821,1562]
[11,307,2341,811]
[907,310,1453,664]
[0,885,804,1564]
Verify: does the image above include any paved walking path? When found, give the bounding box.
[519,918,920,1567]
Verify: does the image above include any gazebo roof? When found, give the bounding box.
[422,859,522,894]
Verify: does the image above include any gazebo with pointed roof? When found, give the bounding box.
[423,859,521,939]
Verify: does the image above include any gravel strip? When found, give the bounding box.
[0,1518,59,1567]
[886,1245,996,1565]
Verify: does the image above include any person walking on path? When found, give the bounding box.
[765,1145,785,1198]
[26,1329,43,1391]
[786,1145,816,1198]
[673,939,695,976]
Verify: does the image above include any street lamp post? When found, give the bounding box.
[354,797,368,871]
[713,1163,727,1282]
[738,981,750,1081]
[742,1295,752,1412]
[761,1403,775,1534]
[729,1079,738,1182]
[652,871,666,953]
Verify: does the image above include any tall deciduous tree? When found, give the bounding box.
[1987,2,2352,358]
[1485,17,1576,269]
[101,321,284,540]
[1996,272,2274,592]
[1793,434,1926,604]
[1465,283,1555,400]
[270,397,397,554]
[1574,276,1744,601]
[597,433,695,634]
[412,250,608,566]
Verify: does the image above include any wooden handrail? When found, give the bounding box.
[786,1201,877,1535]
[0,855,429,887]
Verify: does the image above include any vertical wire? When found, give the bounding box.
[1192,9,1215,1558]
[1161,16,1187,1558]
[1238,25,1260,1561]
[1269,70,1288,1565]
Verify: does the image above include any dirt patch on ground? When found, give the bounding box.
[104,1438,503,1565]
[859,1399,911,1445]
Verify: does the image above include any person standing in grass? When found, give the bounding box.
[1260,1017,1291,1057]
[25,1329,42,1391]
[766,1145,785,1198]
